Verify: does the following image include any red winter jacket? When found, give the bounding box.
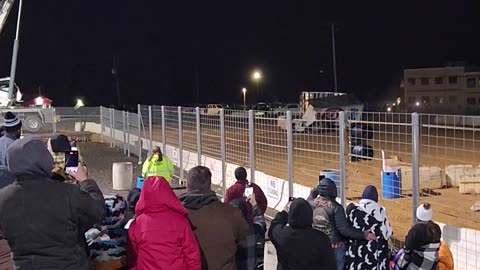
[224,180,268,214]
[128,177,201,270]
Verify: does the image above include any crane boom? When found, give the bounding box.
[0,0,15,35]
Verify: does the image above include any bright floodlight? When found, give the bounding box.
[75,98,85,110]
[242,87,247,94]
[35,96,44,106]
[416,102,420,106]
[252,71,262,80]
[387,107,392,112]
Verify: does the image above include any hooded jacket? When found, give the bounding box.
[268,198,336,270]
[345,199,393,270]
[179,191,248,270]
[128,177,201,270]
[308,178,366,244]
[0,137,104,270]
[0,166,14,270]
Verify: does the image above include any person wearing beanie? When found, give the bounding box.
[0,112,22,166]
[224,166,268,214]
[308,178,376,270]
[345,185,393,270]
[268,198,336,270]
[416,203,433,222]
[402,203,442,270]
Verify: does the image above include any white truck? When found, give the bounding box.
[0,1,56,133]
[278,91,364,132]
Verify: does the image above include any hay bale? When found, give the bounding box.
[445,165,474,187]
[459,167,480,194]
[400,166,442,191]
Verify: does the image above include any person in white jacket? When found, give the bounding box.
[345,185,393,270]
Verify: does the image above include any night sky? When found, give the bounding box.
[0,1,479,107]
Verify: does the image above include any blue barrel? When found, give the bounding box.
[319,169,340,197]
[136,177,145,189]
[381,171,402,199]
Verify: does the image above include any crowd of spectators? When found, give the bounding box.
[0,111,455,270]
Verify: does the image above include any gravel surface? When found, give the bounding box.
[78,142,142,196]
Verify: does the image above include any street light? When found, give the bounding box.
[242,88,247,109]
[252,70,262,102]
[74,98,85,110]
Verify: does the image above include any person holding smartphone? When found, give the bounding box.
[225,167,268,214]
[47,134,86,183]
[0,137,104,270]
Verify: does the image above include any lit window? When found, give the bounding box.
[434,77,443,84]
[421,78,429,85]
[434,97,444,104]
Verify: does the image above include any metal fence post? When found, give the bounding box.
[137,104,142,164]
[122,111,127,155]
[161,106,167,155]
[338,111,347,208]
[286,111,294,197]
[100,107,104,143]
[220,109,226,197]
[148,106,153,156]
[412,112,420,224]
[248,110,256,183]
[178,106,184,185]
[126,111,130,157]
[196,107,202,166]
[110,108,115,148]
[52,108,57,134]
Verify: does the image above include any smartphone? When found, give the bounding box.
[319,175,325,184]
[244,185,254,198]
[65,150,79,174]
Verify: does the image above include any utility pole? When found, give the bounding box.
[113,56,121,105]
[331,23,338,93]
[195,66,200,104]
[8,0,23,105]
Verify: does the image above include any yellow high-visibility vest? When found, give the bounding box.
[141,154,174,182]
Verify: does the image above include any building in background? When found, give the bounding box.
[403,66,480,114]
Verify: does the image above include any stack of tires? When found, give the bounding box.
[350,123,374,162]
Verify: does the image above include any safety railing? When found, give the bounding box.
[93,105,480,270]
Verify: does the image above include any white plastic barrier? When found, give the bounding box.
[112,162,133,191]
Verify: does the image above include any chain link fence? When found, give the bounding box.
[71,105,480,270]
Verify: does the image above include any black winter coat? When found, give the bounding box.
[268,198,336,270]
[308,179,367,245]
[0,177,104,270]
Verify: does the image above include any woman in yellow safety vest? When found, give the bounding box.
[142,146,174,183]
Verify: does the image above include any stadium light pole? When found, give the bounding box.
[331,23,338,93]
[252,70,262,102]
[8,0,23,105]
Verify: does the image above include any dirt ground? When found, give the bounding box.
[78,142,141,197]
[143,116,480,238]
